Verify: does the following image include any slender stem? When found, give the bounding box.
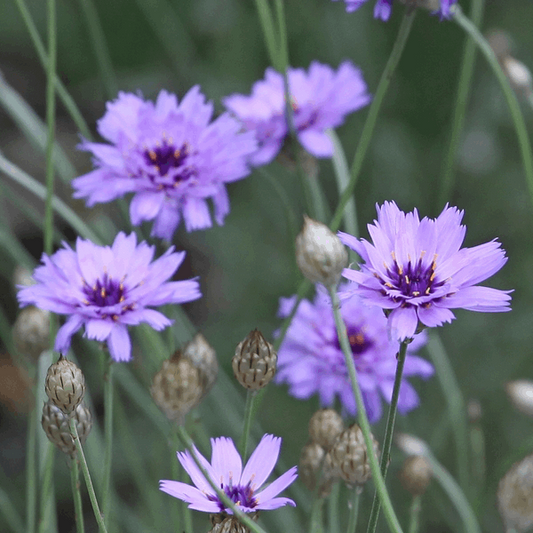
[70,420,108,533]
[327,482,340,533]
[309,497,325,533]
[37,444,55,533]
[327,286,404,533]
[176,425,268,533]
[43,0,56,256]
[70,459,85,533]
[438,0,484,207]
[273,0,288,72]
[330,9,416,232]
[169,430,183,533]
[366,340,409,533]
[408,496,421,533]
[239,390,256,460]
[26,390,37,533]
[253,0,278,67]
[0,485,25,533]
[101,361,114,528]
[347,487,362,533]
[453,6,533,212]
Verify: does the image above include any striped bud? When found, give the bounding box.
[183,333,218,395]
[308,409,344,450]
[45,355,86,414]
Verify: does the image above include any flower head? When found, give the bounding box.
[72,88,257,240]
[339,201,512,342]
[223,61,370,166]
[160,434,297,514]
[276,287,433,423]
[332,0,457,21]
[17,232,201,362]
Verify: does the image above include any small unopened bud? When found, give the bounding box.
[183,333,218,394]
[232,330,277,390]
[41,401,92,457]
[13,306,50,363]
[498,454,533,533]
[45,355,86,414]
[486,30,512,60]
[210,513,258,533]
[151,352,204,423]
[295,216,347,287]
[299,441,336,496]
[326,424,379,485]
[395,433,430,457]
[308,409,344,450]
[502,57,533,99]
[507,380,533,418]
[13,265,34,288]
[400,455,432,496]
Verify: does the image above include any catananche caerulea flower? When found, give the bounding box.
[223,61,370,166]
[276,287,433,423]
[72,88,257,240]
[331,0,457,21]
[160,435,297,514]
[338,201,512,342]
[17,232,201,362]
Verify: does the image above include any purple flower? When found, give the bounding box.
[160,434,297,514]
[331,0,457,21]
[17,232,201,362]
[223,61,370,166]
[339,201,512,342]
[276,287,433,423]
[72,88,257,240]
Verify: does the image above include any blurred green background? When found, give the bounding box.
[0,0,533,532]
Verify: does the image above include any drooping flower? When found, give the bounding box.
[276,287,433,423]
[331,0,457,21]
[72,88,257,240]
[160,434,297,514]
[17,232,201,362]
[339,201,512,342]
[223,61,370,166]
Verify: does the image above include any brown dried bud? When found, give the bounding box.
[308,409,344,450]
[151,352,204,423]
[45,355,86,414]
[209,513,258,533]
[13,306,50,363]
[326,424,379,486]
[295,216,348,287]
[400,455,432,496]
[498,454,533,533]
[41,401,92,457]
[232,330,277,390]
[183,333,218,395]
[506,380,533,418]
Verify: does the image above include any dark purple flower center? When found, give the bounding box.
[143,140,194,182]
[82,274,127,308]
[208,482,257,512]
[334,326,372,360]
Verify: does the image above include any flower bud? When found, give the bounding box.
[183,333,218,395]
[295,216,347,287]
[13,306,50,363]
[467,398,482,423]
[395,433,430,457]
[399,455,432,496]
[45,355,86,414]
[41,401,92,457]
[210,513,258,533]
[506,380,533,418]
[308,409,344,450]
[502,57,533,100]
[151,351,205,423]
[326,424,379,485]
[13,265,34,288]
[232,329,277,390]
[299,441,337,497]
[498,454,533,533]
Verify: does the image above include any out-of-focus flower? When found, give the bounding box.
[275,287,433,423]
[17,232,201,362]
[223,61,370,166]
[400,455,432,496]
[72,89,257,240]
[160,434,297,514]
[339,201,512,342]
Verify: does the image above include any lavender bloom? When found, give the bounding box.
[223,61,370,166]
[72,88,257,240]
[332,0,457,21]
[17,232,201,362]
[160,435,297,514]
[276,287,433,423]
[339,201,512,342]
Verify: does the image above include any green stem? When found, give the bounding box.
[176,425,268,533]
[347,488,362,533]
[37,443,55,533]
[0,485,24,533]
[253,0,278,67]
[25,389,37,533]
[169,430,183,533]
[453,6,533,213]
[309,496,325,533]
[70,459,85,533]
[70,420,108,533]
[438,0,484,207]
[408,496,421,533]
[327,286,404,533]
[273,0,288,72]
[101,361,114,528]
[366,340,409,533]
[327,482,340,533]
[44,0,56,256]
[13,0,92,139]
[330,9,416,232]
[239,390,256,460]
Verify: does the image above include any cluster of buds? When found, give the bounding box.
[41,356,92,458]
[151,333,218,424]
[232,329,277,391]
